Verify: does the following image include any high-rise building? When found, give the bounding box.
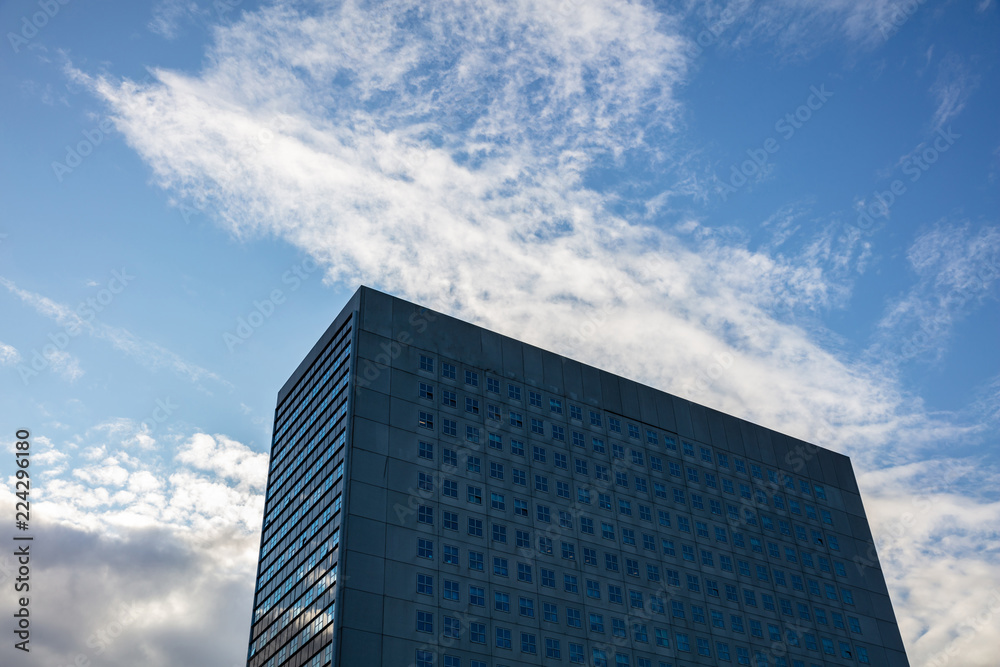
[246,286,909,667]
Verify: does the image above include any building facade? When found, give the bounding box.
[246,286,909,667]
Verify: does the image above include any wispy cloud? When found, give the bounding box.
[929,53,978,130]
[147,0,201,40]
[72,0,942,464]
[868,222,1000,367]
[0,277,231,389]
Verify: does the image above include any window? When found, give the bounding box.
[469,585,485,605]
[570,404,582,420]
[567,607,582,627]
[441,389,456,407]
[592,437,606,453]
[608,417,621,433]
[531,419,544,434]
[418,441,434,459]
[529,391,542,407]
[510,439,525,456]
[442,479,457,498]
[521,632,537,654]
[590,613,605,632]
[441,362,456,379]
[417,539,433,559]
[541,568,555,587]
[509,411,523,428]
[418,382,434,399]
[490,492,506,511]
[416,610,433,633]
[441,418,456,436]
[467,485,482,504]
[495,591,510,612]
[419,355,434,372]
[492,523,507,543]
[443,616,460,639]
[546,637,561,659]
[416,650,433,667]
[468,518,483,537]
[443,580,459,601]
[508,383,521,400]
[442,448,456,466]
[417,573,433,595]
[495,627,512,649]
[465,370,478,386]
[418,471,434,491]
[443,544,459,564]
[470,621,486,643]
[512,469,526,486]
[418,505,433,525]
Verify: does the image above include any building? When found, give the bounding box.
[246,286,909,667]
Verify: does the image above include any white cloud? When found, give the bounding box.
[860,462,1000,667]
[175,433,268,491]
[0,340,20,365]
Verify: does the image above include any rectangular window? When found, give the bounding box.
[508,383,521,400]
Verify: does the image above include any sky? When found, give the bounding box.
[0,0,998,665]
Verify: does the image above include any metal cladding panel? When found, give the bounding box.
[670,395,695,439]
[480,329,504,373]
[522,345,545,386]
[361,286,394,337]
[636,384,658,425]
[580,364,604,406]
[599,370,623,414]
[689,401,712,443]
[541,348,565,394]
[706,409,728,450]
[500,335,525,380]
[618,377,641,421]
[561,358,585,401]
[653,391,678,433]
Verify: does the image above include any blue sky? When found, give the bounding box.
[1,0,998,665]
